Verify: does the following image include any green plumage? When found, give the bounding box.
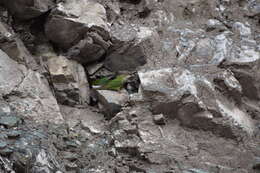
[92,75,129,91]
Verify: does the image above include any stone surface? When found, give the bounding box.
[0,0,259,172]
[105,25,158,71]
[0,21,38,70]
[3,0,54,20]
[90,89,122,119]
[138,67,255,138]
[0,50,63,124]
[60,105,105,134]
[153,114,165,125]
[97,90,129,106]
[45,0,110,65]
[47,56,90,106]
[0,116,21,128]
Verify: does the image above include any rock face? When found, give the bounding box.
[0,21,38,70]
[45,0,110,64]
[47,56,90,106]
[138,66,255,138]
[0,0,259,172]
[0,50,63,124]
[2,0,54,20]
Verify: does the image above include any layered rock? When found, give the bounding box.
[138,66,255,138]
[0,49,63,124]
[45,0,110,64]
[47,56,90,106]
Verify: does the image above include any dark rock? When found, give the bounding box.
[105,44,147,72]
[7,130,22,138]
[0,147,13,156]
[68,32,111,64]
[253,157,260,170]
[45,0,110,65]
[0,21,38,70]
[2,0,54,20]
[153,114,165,125]
[105,25,157,72]
[65,162,78,171]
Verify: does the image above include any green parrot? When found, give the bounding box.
[92,74,130,91]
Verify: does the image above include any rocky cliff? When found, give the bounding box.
[0,0,259,172]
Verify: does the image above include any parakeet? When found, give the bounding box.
[92,74,130,91]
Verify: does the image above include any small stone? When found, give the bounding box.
[7,130,22,138]
[253,157,260,170]
[0,147,13,156]
[63,152,78,161]
[153,114,165,125]
[108,148,117,157]
[65,140,80,148]
[0,141,7,149]
[65,162,78,171]
[0,116,21,128]
[185,169,209,173]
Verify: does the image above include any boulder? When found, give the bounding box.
[45,0,110,63]
[105,25,158,71]
[138,66,255,138]
[97,90,129,106]
[90,89,121,120]
[0,49,63,124]
[47,56,90,106]
[3,0,54,20]
[67,31,111,64]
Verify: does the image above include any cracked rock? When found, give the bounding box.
[45,0,110,64]
[138,66,255,138]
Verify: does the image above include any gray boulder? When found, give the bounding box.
[138,66,255,138]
